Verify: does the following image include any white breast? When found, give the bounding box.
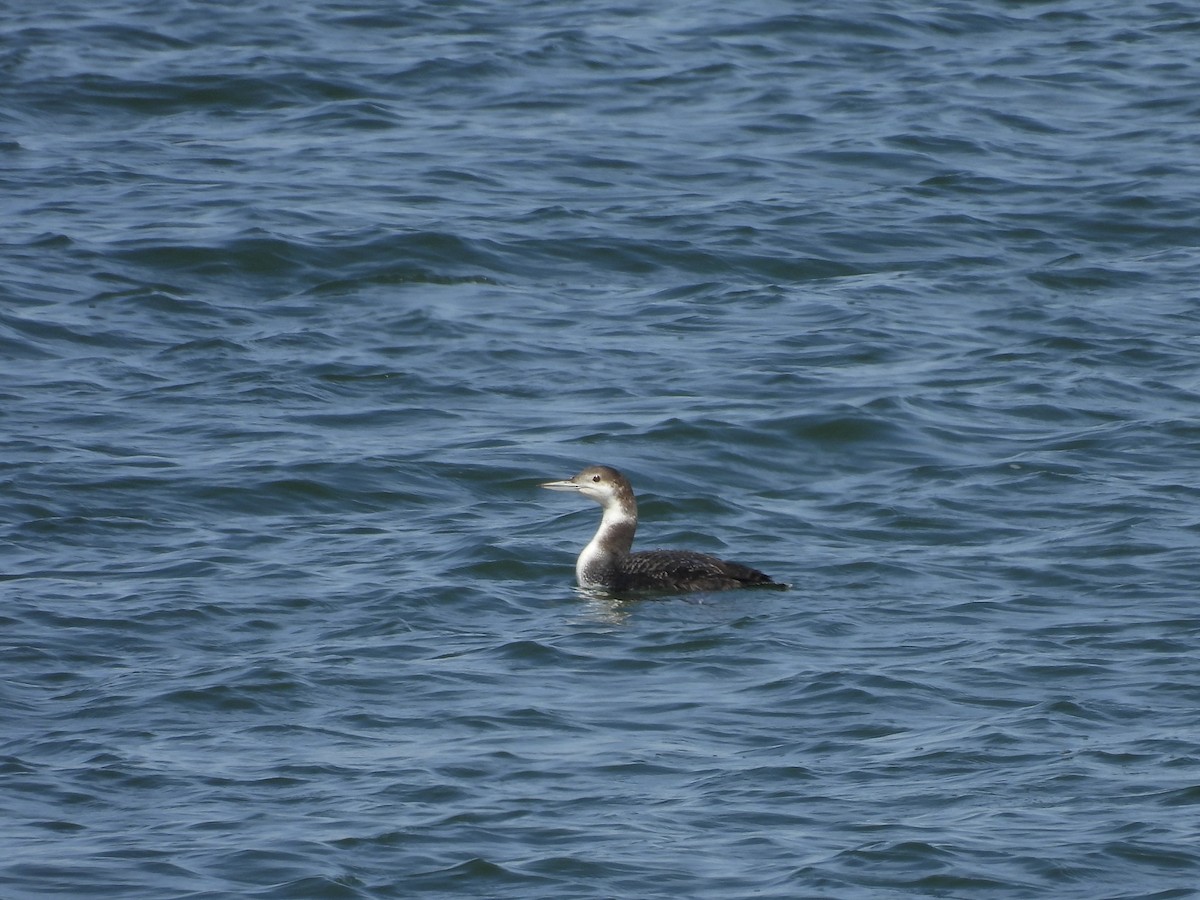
[575,537,608,587]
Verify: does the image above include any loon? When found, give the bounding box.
[541,465,782,594]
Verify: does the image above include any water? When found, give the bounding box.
[3,1,1200,897]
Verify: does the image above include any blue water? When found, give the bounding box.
[3,2,1200,897]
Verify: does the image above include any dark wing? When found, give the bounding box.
[618,549,777,593]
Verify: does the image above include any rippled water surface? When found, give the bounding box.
[4,1,1200,897]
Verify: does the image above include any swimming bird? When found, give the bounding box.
[541,465,782,594]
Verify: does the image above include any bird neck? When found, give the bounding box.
[576,502,637,585]
[592,502,637,557]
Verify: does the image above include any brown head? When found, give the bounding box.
[540,465,638,518]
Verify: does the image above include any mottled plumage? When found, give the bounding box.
[541,465,782,594]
